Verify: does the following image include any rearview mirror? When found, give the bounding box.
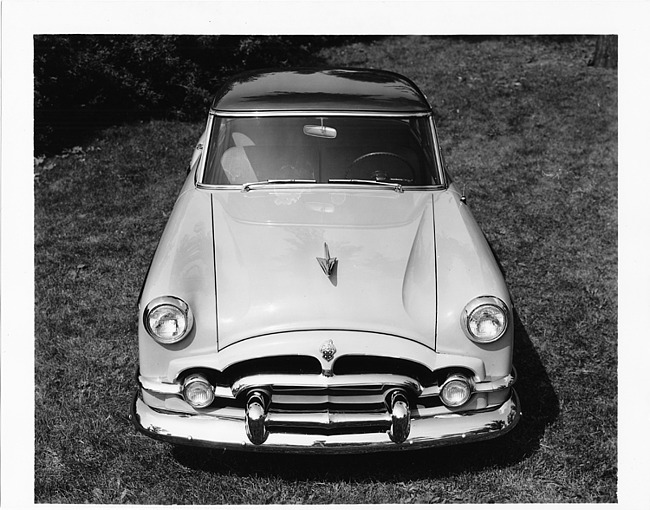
[303,125,337,139]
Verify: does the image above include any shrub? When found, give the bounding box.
[34,35,348,154]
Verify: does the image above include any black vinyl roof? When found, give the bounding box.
[210,68,431,114]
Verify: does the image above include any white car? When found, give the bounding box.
[131,68,520,452]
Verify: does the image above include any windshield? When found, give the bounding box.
[201,115,440,186]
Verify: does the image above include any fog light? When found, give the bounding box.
[440,374,472,408]
[183,374,214,409]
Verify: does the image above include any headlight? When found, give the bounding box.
[144,296,194,344]
[439,374,473,408]
[461,296,508,343]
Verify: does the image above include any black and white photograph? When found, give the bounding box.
[1,0,646,506]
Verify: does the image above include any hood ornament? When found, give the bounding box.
[316,242,337,277]
[320,339,337,361]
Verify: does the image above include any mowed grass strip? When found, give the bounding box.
[35,36,616,503]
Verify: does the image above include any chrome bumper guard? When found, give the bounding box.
[130,372,520,453]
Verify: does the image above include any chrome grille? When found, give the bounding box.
[230,373,421,434]
[200,355,451,434]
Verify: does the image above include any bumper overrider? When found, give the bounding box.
[130,370,520,453]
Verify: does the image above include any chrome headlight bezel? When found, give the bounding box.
[461,296,509,344]
[143,296,194,344]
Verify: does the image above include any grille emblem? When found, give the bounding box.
[317,242,337,277]
[320,339,337,361]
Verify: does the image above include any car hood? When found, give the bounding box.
[211,189,437,349]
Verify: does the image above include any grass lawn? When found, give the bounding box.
[34,36,617,503]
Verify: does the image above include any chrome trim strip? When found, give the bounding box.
[196,114,215,185]
[428,116,447,187]
[139,376,234,399]
[139,376,182,395]
[475,372,516,392]
[210,194,220,349]
[138,371,516,399]
[131,390,520,453]
[266,411,390,428]
[210,110,432,118]
[230,373,423,398]
[195,182,447,192]
[271,394,386,405]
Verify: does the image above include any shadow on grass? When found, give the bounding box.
[171,311,558,480]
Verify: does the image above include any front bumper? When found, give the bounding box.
[130,388,520,453]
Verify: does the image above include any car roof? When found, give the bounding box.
[210,68,431,114]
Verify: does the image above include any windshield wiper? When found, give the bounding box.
[328,179,404,193]
[242,179,316,192]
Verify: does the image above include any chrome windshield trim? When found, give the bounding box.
[196,114,215,185]
[196,182,447,192]
[428,116,447,187]
[198,110,442,188]
[210,109,432,118]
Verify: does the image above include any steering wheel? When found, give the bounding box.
[347,151,416,181]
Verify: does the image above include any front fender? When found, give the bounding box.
[434,187,513,378]
[138,187,217,380]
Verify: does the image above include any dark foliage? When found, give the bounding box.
[589,35,617,68]
[34,35,367,155]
